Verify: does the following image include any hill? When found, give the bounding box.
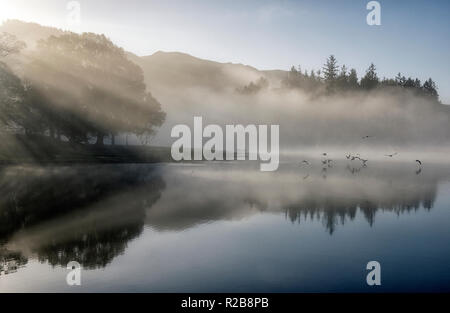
[131,50,285,92]
[1,20,284,92]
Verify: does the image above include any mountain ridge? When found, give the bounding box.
[1,20,285,92]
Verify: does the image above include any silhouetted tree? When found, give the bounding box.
[0,33,32,134]
[395,72,406,87]
[360,63,379,90]
[237,77,268,94]
[380,77,397,87]
[322,55,338,83]
[347,68,359,89]
[336,65,349,89]
[25,33,165,145]
[422,78,439,101]
[280,58,441,105]
[0,63,26,132]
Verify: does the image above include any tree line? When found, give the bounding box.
[283,54,440,101]
[0,32,165,146]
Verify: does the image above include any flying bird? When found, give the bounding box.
[322,153,327,156]
[362,135,373,139]
[300,160,310,165]
[385,153,398,157]
[415,160,422,166]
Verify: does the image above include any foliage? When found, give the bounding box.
[23,33,165,144]
[282,55,440,102]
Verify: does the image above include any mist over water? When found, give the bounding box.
[142,63,450,152]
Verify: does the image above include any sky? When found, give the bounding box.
[0,0,449,103]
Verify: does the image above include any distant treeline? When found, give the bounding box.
[287,55,439,100]
[239,54,440,102]
[0,32,165,146]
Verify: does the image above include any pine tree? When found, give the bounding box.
[337,65,348,89]
[422,78,439,101]
[348,69,359,88]
[322,55,339,83]
[360,63,379,90]
[413,78,421,89]
[404,77,415,88]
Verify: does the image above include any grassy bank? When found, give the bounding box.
[0,133,173,164]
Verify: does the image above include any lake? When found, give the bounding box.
[1,160,450,292]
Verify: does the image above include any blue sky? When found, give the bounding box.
[1,0,449,102]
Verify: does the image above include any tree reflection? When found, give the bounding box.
[283,185,436,234]
[0,162,446,273]
[144,163,443,235]
[0,164,165,270]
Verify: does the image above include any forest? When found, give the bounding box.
[0,32,165,147]
[239,54,440,103]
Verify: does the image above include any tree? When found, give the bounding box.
[404,77,416,88]
[380,77,397,87]
[25,32,165,145]
[360,63,379,90]
[348,68,359,89]
[395,72,406,87]
[0,33,32,133]
[422,78,439,101]
[322,55,339,93]
[0,32,26,57]
[237,77,268,95]
[322,55,339,83]
[413,78,421,89]
[0,63,26,131]
[336,65,348,89]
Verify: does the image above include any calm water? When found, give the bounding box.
[1,160,450,292]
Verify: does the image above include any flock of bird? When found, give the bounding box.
[299,135,423,177]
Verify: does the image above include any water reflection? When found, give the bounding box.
[0,161,448,277]
[0,249,27,276]
[0,164,165,271]
[145,162,441,235]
